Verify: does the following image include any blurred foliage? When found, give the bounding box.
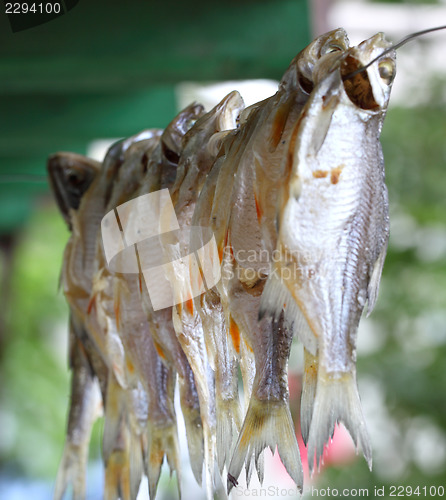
[0,99,445,498]
[0,205,102,479]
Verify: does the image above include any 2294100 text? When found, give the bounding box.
[5,2,61,14]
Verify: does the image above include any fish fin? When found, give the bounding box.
[308,91,339,156]
[104,414,132,500]
[244,452,264,488]
[54,343,101,500]
[53,442,88,500]
[216,396,242,473]
[260,270,318,354]
[212,460,228,500]
[307,370,372,474]
[178,379,204,484]
[245,455,253,487]
[254,450,264,486]
[367,246,387,317]
[129,432,145,500]
[258,266,287,322]
[103,373,126,463]
[238,339,255,408]
[104,448,131,500]
[290,303,318,356]
[202,422,217,500]
[300,348,318,445]
[227,397,303,494]
[146,422,181,500]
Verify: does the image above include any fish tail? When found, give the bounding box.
[212,460,228,500]
[216,395,242,473]
[53,442,88,500]
[129,431,145,500]
[202,420,217,500]
[178,378,204,484]
[53,375,101,500]
[244,446,265,488]
[104,448,131,500]
[146,421,181,500]
[300,348,318,445]
[227,396,303,493]
[307,369,372,474]
[102,372,126,463]
[103,412,132,500]
[102,374,134,500]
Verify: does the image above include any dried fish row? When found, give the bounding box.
[49,29,396,500]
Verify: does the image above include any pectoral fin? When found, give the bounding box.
[367,245,387,316]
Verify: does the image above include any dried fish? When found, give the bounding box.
[260,33,395,472]
[48,153,104,500]
[192,29,350,492]
[49,25,442,500]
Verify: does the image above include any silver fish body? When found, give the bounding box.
[261,33,395,471]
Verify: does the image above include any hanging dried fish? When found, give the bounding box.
[49,153,104,500]
[260,32,395,473]
[48,26,446,500]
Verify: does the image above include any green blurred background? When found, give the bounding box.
[0,0,445,499]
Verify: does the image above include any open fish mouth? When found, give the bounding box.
[339,33,396,111]
[341,54,381,110]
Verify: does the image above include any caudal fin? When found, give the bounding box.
[104,447,131,500]
[103,372,126,463]
[53,372,101,500]
[53,442,89,500]
[146,422,181,500]
[178,378,204,484]
[300,348,318,445]
[227,396,303,494]
[216,396,242,473]
[129,431,145,500]
[307,370,372,474]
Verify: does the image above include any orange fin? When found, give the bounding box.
[87,295,96,315]
[254,192,263,221]
[229,316,241,354]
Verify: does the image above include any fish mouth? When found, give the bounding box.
[339,32,395,112]
[340,54,380,110]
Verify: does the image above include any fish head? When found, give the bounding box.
[339,32,396,112]
[47,152,101,228]
[281,28,350,95]
[185,90,244,157]
[112,133,163,208]
[139,104,204,193]
[161,103,205,165]
[162,103,206,189]
[292,31,397,165]
[276,32,396,351]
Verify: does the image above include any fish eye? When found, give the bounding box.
[378,59,396,85]
[321,44,343,56]
[66,168,83,185]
